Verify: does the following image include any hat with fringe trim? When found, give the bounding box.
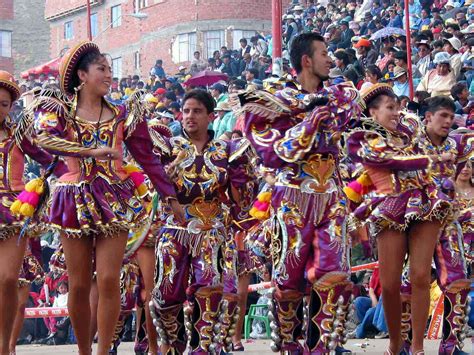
[0,71,20,102]
[59,41,100,95]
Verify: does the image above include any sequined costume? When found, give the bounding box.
[397,130,474,355]
[346,114,453,238]
[240,82,360,353]
[0,115,67,240]
[109,260,140,353]
[148,132,257,354]
[28,89,176,237]
[18,239,44,287]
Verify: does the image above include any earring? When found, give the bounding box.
[74,81,85,93]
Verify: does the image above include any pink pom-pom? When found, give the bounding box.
[22,191,40,206]
[17,191,30,203]
[254,201,270,211]
[347,181,363,194]
[129,172,145,187]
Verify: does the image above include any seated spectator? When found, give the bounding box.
[210,83,228,104]
[213,101,236,139]
[41,281,70,345]
[361,64,383,91]
[156,110,182,137]
[391,66,410,97]
[350,266,388,339]
[249,263,273,339]
[417,51,457,97]
[150,59,166,78]
[451,82,472,114]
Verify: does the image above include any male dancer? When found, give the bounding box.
[149,90,257,354]
[240,33,361,354]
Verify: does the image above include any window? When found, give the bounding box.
[172,32,197,63]
[204,30,225,58]
[111,57,122,78]
[64,21,74,40]
[233,30,256,50]
[90,13,98,38]
[134,0,148,12]
[111,5,122,28]
[134,51,140,71]
[0,31,12,58]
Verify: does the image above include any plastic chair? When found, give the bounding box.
[244,304,271,339]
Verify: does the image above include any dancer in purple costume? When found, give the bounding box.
[398,96,474,355]
[0,70,66,355]
[346,84,454,355]
[29,41,182,355]
[240,33,361,354]
[148,90,257,354]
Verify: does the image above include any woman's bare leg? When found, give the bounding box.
[8,285,30,353]
[61,235,94,355]
[232,273,251,346]
[89,280,99,346]
[0,236,27,355]
[377,229,407,353]
[136,247,158,354]
[408,221,441,353]
[94,232,127,355]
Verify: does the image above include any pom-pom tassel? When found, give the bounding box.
[10,178,44,217]
[124,164,148,196]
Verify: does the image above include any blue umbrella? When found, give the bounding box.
[370,27,406,40]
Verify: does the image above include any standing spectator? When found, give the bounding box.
[443,37,463,79]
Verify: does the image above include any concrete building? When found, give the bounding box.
[0,0,51,76]
[45,0,288,79]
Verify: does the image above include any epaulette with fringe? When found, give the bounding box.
[15,88,73,148]
[124,89,147,139]
[236,89,292,120]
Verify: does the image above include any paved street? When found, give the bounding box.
[15,339,474,354]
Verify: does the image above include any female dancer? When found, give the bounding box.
[30,41,182,355]
[0,70,66,355]
[346,84,454,354]
[456,160,474,273]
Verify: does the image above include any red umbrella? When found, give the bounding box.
[21,57,61,79]
[183,70,228,87]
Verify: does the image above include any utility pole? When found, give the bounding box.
[272,0,282,76]
[86,0,92,40]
